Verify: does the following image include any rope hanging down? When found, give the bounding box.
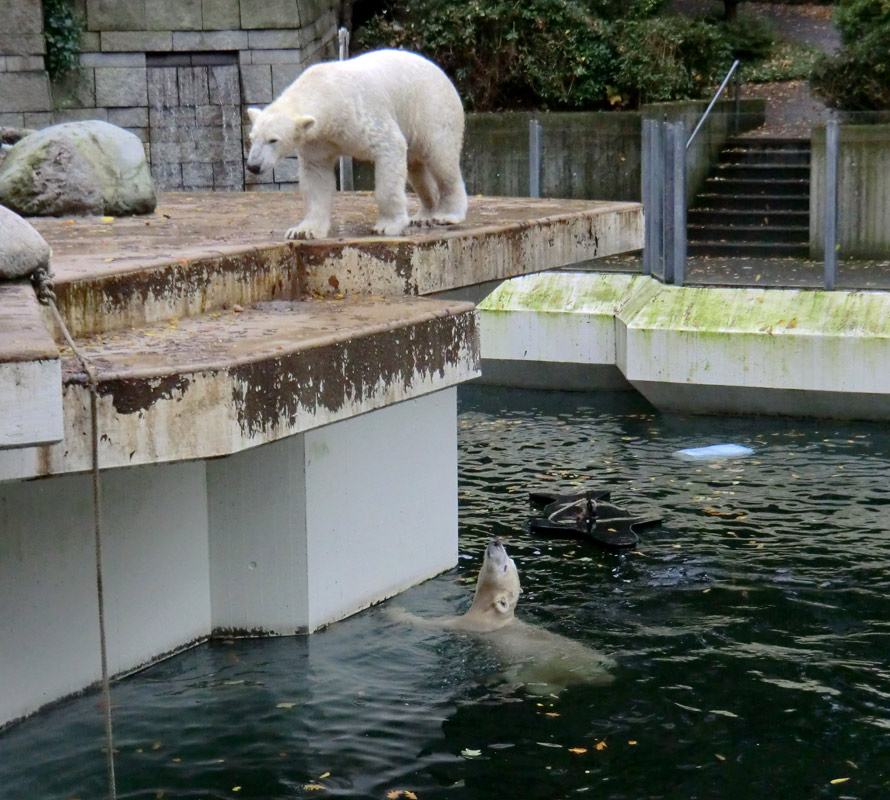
[34,267,118,800]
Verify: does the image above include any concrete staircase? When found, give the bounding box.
[688,137,810,258]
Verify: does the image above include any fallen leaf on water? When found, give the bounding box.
[303,784,324,792]
[545,712,560,718]
[318,772,330,779]
[568,747,587,754]
[386,792,418,800]
[276,702,297,709]
[461,749,482,757]
[715,753,726,761]
[710,709,739,718]
[674,702,702,713]
[595,740,607,751]
[628,740,638,746]
[830,777,850,785]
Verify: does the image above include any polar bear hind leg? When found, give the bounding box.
[407,161,441,225]
[427,147,468,225]
[372,137,411,236]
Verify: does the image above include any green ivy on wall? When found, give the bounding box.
[43,0,84,82]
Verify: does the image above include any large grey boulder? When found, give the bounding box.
[0,205,51,279]
[0,120,156,217]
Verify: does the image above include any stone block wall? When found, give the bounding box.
[0,0,341,191]
[0,0,52,126]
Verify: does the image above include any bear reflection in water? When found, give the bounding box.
[388,539,614,695]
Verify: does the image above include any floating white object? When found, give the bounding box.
[675,444,754,460]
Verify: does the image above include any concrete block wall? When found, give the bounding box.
[810,123,890,260]
[0,0,341,190]
[0,0,51,128]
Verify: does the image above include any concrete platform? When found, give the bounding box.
[0,294,478,482]
[0,192,645,727]
[25,192,642,337]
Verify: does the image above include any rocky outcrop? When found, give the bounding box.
[0,120,156,217]
[0,205,51,280]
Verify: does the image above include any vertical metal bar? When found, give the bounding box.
[663,120,676,284]
[529,119,542,198]
[649,120,664,281]
[642,119,654,276]
[337,27,354,192]
[733,69,741,135]
[671,122,687,286]
[824,119,839,290]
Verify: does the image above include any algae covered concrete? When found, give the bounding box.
[479,271,890,419]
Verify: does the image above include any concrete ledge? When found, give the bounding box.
[478,272,890,420]
[0,283,62,449]
[26,192,643,337]
[0,295,478,481]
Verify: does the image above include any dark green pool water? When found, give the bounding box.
[2,387,889,799]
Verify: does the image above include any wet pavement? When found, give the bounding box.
[583,251,890,291]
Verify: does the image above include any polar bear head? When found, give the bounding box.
[463,539,522,628]
[245,106,316,175]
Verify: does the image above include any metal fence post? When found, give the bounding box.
[662,120,676,284]
[642,119,654,276]
[529,119,543,198]
[824,119,839,290]
[648,119,665,281]
[670,121,687,286]
[337,27,354,192]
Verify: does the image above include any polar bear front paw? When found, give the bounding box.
[285,221,329,240]
[373,216,409,237]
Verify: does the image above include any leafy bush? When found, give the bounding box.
[43,0,83,83]
[611,16,731,106]
[356,2,729,110]
[355,0,618,111]
[810,0,890,109]
[718,12,776,60]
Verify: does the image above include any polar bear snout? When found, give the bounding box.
[245,143,275,175]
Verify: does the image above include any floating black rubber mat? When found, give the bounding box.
[529,489,661,551]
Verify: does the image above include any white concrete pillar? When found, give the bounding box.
[0,462,210,727]
[207,387,458,634]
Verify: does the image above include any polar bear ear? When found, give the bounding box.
[247,107,262,124]
[293,114,316,133]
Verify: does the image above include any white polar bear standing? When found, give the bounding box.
[245,49,468,240]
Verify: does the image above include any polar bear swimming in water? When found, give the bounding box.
[388,539,614,695]
[245,49,468,240]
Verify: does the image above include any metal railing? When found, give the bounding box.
[687,60,740,150]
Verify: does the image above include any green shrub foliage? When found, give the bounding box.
[811,0,890,110]
[717,12,776,61]
[355,1,730,110]
[43,0,84,83]
[612,16,731,106]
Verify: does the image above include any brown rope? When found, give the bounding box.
[41,287,117,800]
